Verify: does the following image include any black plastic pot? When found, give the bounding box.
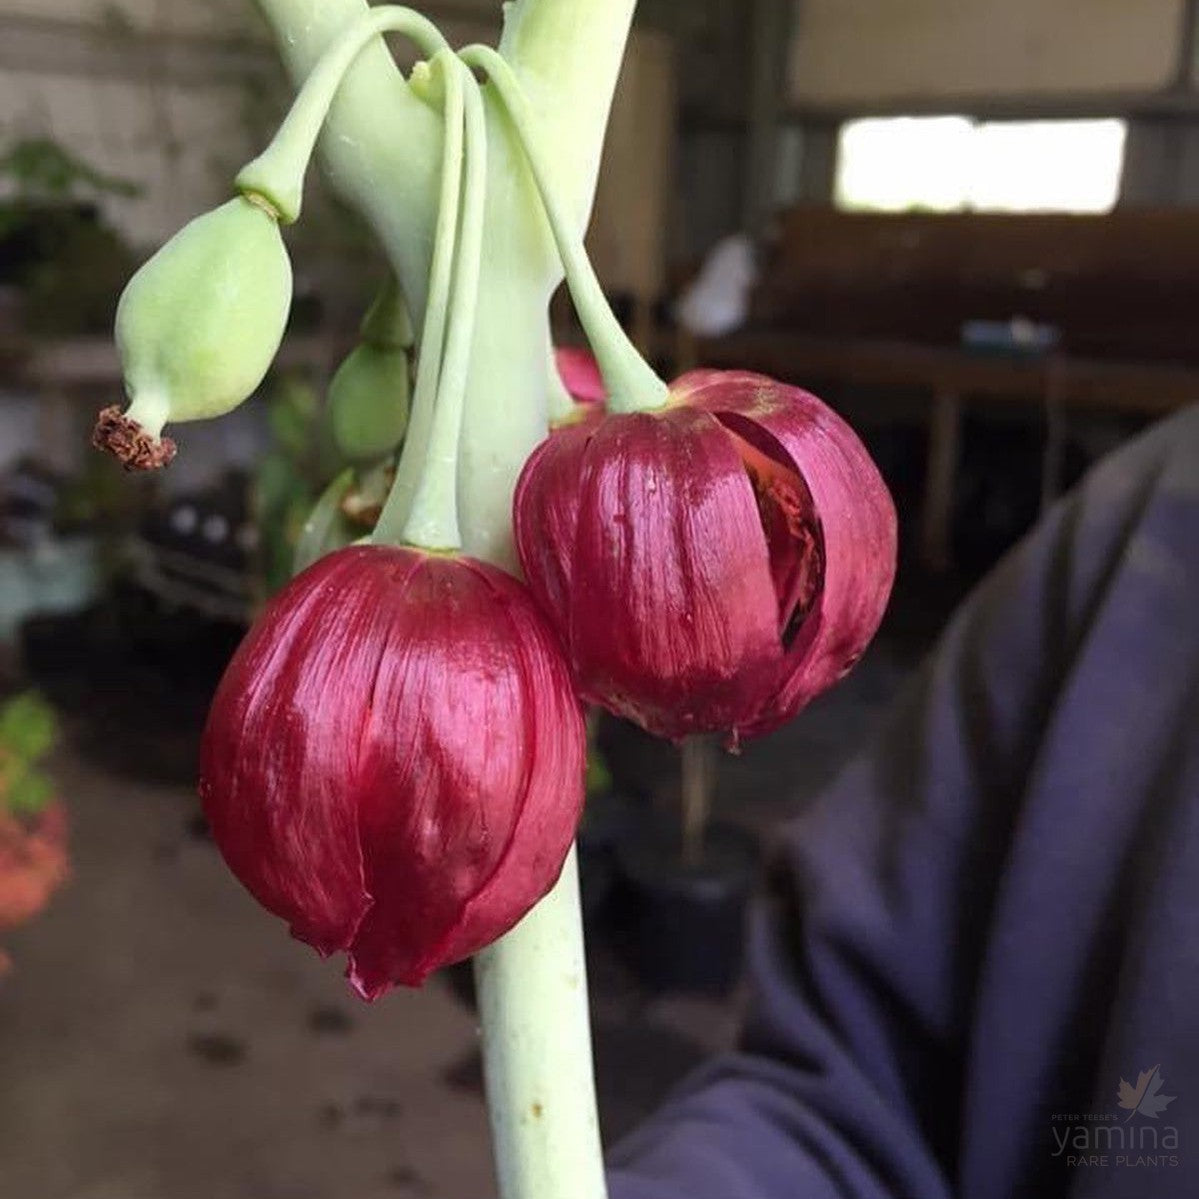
[595,713,675,802]
[577,789,650,928]
[440,793,651,1013]
[613,821,758,997]
[442,957,478,1010]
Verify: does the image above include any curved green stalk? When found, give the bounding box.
[252,0,440,321]
[373,52,464,548]
[460,45,667,416]
[293,469,356,575]
[253,0,638,567]
[237,6,449,223]
[401,60,489,552]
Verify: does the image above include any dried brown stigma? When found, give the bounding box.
[92,406,177,471]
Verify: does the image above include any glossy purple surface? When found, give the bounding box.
[515,370,897,743]
[199,546,586,999]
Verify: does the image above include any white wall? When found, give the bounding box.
[790,0,1185,106]
[0,0,258,36]
[0,67,256,249]
[0,2,504,249]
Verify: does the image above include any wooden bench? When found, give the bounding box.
[681,208,1199,569]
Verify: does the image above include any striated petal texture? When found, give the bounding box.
[433,560,587,970]
[514,421,591,633]
[515,370,897,744]
[518,406,781,740]
[200,549,385,956]
[200,545,586,999]
[676,370,898,738]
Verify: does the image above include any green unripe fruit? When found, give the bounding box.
[328,343,412,463]
[97,195,292,470]
[327,277,413,464]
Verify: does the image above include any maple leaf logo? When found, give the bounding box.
[1117,1065,1176,1121]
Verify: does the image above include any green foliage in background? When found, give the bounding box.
[255,376,347,595]
[0,136,140,335]
[0,138,139,209]
[0,693,60,819]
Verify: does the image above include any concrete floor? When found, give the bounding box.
[0,748,499,1199]
[0,602,925,1199]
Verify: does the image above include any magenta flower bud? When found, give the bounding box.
[555,346,606,406]
[199,545,586,999]
[514,370,897,744]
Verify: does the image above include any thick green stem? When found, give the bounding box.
[461,46,667,415]
[253,0,638,566]
[499,0,638,225]
[474,849,606,1199]
[237,6,448,223]
[374,53,465,548]
[402,60,489,552]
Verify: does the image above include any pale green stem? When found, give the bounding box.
[374,53,464,548]
[499,0,638,226]
[401,61,488,553]
[474,848,607,1199]
[237,6,447,223]
[461,46,668,416]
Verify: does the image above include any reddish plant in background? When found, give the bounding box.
[0,805,69,977]
[0,693,69,977]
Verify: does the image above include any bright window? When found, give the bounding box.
[834,117,1127,214]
